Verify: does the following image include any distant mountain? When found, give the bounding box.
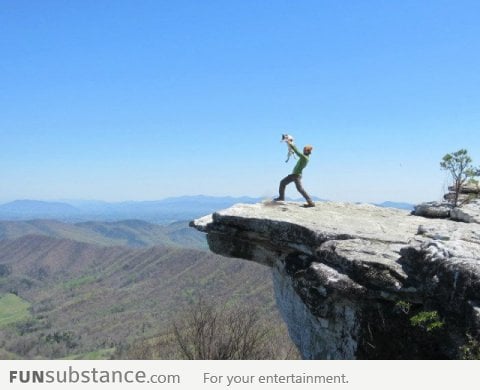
[0,196,414,221]
[0,196,262,223]
[0,200,81,219]
[374,201,414,211]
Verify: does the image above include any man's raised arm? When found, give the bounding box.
[289,142,305,158]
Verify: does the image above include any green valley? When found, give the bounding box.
[0,220,297,359]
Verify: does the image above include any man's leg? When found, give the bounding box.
[276,174,296,200]
[294,175,315,206]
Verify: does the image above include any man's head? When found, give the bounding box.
[303,145,313,155]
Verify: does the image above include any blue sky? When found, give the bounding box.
[1,0,479,203]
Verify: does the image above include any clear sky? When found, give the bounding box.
[1,0,479,203]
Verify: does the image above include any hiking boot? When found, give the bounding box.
[273,197,285,202]
[303,201,315,208]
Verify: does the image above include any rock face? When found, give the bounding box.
[450,199,480,224]
[413,182,480,221]
[191,201,480,359]
[412,201,453,219]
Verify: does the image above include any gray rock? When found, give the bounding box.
[448,183,480,194]
[412,201,452,218]
[191,201,480,359]
[451,199,480,224]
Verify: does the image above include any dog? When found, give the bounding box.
[281,134,296,163]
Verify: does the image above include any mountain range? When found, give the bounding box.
[0,196,414,222]
[0,196,261,223]
[374,201,414,211]
[0,219,295,359]
[0,219,206,249]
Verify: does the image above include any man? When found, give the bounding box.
[275,140,315,207]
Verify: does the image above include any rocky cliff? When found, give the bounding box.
[191,201,480,359]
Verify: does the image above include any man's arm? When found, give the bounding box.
[289,142,305,158]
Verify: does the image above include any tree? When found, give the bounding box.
[171,298,288,359]
[112,298,300,359]
[440,149,479,207]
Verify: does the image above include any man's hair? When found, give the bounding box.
[304,145,313,154]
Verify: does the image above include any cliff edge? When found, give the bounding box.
[191,201,480,359]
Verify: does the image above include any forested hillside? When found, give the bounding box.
[0,221,297,359]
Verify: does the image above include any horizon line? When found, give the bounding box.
[0,196,417,207]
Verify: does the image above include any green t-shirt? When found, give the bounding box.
[291,144,309,175]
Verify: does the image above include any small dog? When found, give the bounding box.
[281,134,296,163]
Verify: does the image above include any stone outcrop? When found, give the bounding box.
[450,199,480,224]
[413,182,480,221]
[191,201,480,359]
[412,201,453,219]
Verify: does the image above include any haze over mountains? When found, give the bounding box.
[0,196,414,222]
[0,196,261,223]
[0,196,295,359]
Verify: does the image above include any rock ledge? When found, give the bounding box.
[191,201,480,359]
